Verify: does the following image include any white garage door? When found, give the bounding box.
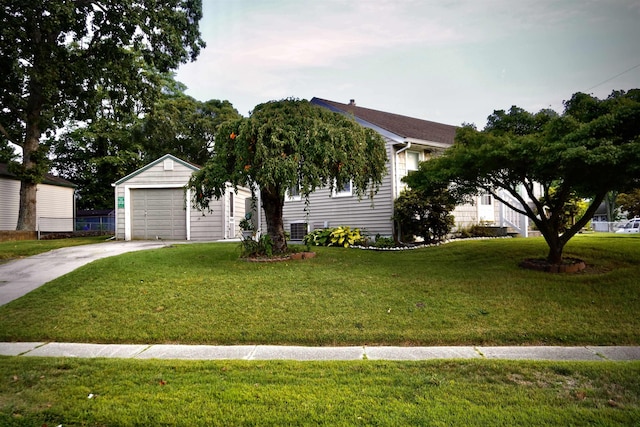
[131,188,187,240]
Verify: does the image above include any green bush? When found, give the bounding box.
[240,234,273,258]
[304,226,363,248]
[455,224,492,238]
[393,188,455,243]
[371,234,395,248]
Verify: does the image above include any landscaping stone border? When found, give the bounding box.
[244,252,316,262]
[350,236,513,251]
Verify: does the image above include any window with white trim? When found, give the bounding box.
[406,151,420,172]
[332,180,352,197]
[480,194,492,205]
[286,184,301,201]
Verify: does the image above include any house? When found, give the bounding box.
[0,163,76,232]
[113,154,251,241]
[281,98,508,239]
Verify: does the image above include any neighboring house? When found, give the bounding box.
[113,154,251,241]
[281,98,516,240]
[0,163,76,231]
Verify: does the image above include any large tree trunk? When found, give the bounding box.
[260,186,287,254]
[16,181,38,231]
[16,52,45,231]
[16,103,42,231]
[546,239,565,265]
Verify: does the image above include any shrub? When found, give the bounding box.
[371,234,396,248]
[240,234,273,258]
[393,188,455,243]
[456,224,499,238]
[304,226,363,248]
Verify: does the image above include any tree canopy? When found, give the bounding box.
[617,189,640,219]
[189,99,388,253]
[405,90,640,264]
[50,73,240,210]
[0,0,205,229]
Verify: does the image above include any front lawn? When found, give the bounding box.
[0,235,110,263]
[0,234,638,346]
[1,357,638,426]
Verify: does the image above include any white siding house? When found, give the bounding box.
[0,163,76,231]
[281,98,524,240]
[113,154,251,241]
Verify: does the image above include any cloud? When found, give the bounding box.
[177,0,640,122]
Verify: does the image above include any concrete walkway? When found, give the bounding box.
[1,342,639,361]
[0,240,172,306]
[1,241,639,362]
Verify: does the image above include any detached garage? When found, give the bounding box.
[113,154,251,241]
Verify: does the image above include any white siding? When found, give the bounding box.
[282,138,396,238]
[190,198,225,241]
[0,177,20,230]
[36,183,75,231]
[1,177,74,231]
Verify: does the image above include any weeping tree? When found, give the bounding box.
[189,99,388,254]
[405,90,640,265]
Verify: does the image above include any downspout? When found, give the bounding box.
[394,140,411,242]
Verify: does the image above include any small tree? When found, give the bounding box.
[405,90,640,265]
[617,189,640,218]
[189,99,388,254]
[393,188,455,243]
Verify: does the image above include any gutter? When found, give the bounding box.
[394,140,411,243]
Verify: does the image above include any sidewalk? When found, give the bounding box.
[1,342,639,361]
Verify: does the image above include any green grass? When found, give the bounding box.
[0,234,638,345]
[0,235,110,263]
[1,357,638,426]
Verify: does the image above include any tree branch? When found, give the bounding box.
[0,123,20,147]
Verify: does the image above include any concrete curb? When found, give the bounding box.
[1,342,639,361]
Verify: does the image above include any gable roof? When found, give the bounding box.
[0,163,76,188]
[113,153,199,185]
[311,97,457,146]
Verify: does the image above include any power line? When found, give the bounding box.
[585,62,640,92]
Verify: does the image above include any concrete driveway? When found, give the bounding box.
[0,241,172,306]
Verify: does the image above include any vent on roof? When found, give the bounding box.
[349,99,356,106]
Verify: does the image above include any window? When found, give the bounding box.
[480,194,492,205]
[333,180,352,197]
[406,151,420,172]
[290,222,308,240]
[229,192,234,217]
[287,184,301,201]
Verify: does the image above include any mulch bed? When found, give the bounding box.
[519,257,586,273]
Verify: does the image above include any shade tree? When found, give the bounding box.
[405,90,640,264]
[0,0,205,229]
[189,99,388,254]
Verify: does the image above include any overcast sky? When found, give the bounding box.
[175,0,640,129]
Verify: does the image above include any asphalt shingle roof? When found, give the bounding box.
[0,163,76,188]
[312,97,457,145]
